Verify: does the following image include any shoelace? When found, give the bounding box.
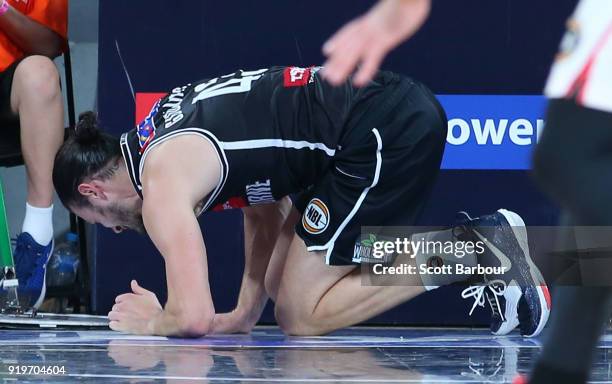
[461,279,507,319]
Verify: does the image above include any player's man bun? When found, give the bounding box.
[74,111,101,146]
[53,111,122,209]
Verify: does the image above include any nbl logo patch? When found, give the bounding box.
[302,198,330,234]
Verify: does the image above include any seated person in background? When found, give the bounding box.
[0,0,68,308]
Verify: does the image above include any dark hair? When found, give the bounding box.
[53,111,122,209]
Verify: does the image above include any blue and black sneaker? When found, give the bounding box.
[458,209,551,337]
[13,232,54,309]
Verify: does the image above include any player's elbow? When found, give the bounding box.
[176,311,214,337]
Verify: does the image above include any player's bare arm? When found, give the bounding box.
[109,135,221,337]
[211,197,291,334]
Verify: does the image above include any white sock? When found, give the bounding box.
[21,203,54,245]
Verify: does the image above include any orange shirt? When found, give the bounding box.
[0,0,68,72]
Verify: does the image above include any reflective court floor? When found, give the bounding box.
[2,327,612,383]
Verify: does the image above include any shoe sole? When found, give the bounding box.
[491,284,521,336]
[497,209,551,337]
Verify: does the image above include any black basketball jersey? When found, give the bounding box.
[120,66,401,214]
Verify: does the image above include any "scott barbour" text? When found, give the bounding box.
[372,263,507,276]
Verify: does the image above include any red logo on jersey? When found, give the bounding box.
[211,197,248,212]
[283,66,312,87]
[137,100,161,154]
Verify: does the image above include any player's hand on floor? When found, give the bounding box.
[322,0,431,87]
[108,279,163,335]
[210,310,255,334]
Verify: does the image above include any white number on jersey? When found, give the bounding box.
[192,68,268,104]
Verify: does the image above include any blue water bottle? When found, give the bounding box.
[47,232,80,287]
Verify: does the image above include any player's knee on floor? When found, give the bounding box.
[13,55,61,104]
[274,297,326,336]
[275,306,321,336]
